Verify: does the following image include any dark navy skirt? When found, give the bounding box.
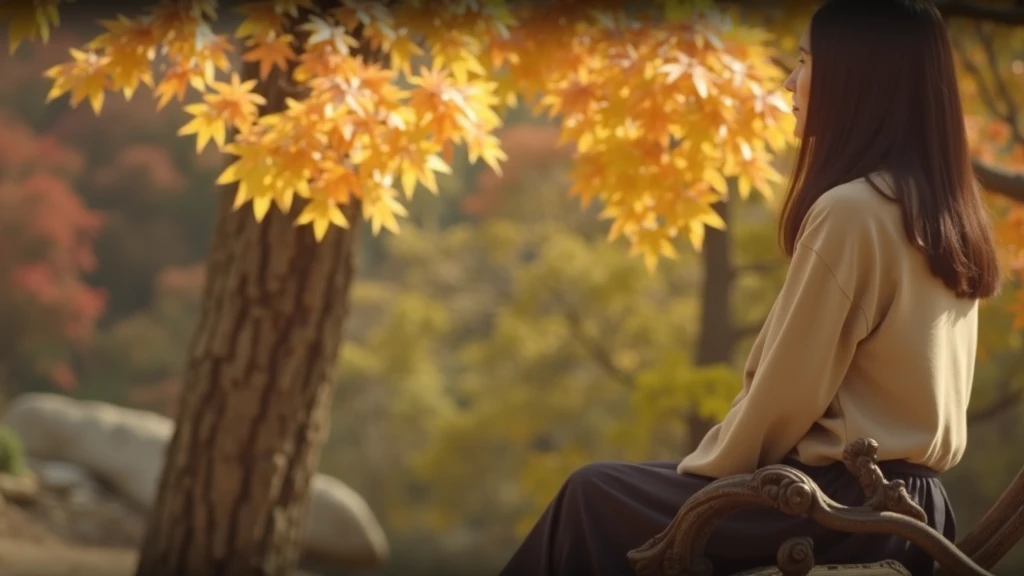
[499,458,955,576]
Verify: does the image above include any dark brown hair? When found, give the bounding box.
[779,0,1000,299]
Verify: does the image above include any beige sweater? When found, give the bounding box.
[678,175,979,479]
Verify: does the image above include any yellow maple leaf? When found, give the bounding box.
[218,142,275,215]
[233,2,286,39]
[89,15,158,100]
[362,173,408,236]
[43,47,111,113]
[295,198,350,241]
[153,65,193,110]
[298,14,359,54]
[242,32,297,81]
[2,0,64,54]
[178,102,226,153]
[205,72,267,130]
[386,34,425,77]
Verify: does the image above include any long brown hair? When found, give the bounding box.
[779,0,1000,299]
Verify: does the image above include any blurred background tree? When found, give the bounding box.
[0,110,105,395]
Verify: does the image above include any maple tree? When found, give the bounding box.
[0,1,822,575]
[6,0,793,267]
[0,110,105,395]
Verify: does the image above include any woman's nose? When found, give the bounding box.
[783,71,796,93]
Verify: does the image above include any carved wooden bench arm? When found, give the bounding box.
[627,438,991,576]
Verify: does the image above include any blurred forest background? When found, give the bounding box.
[2,8,1024,575]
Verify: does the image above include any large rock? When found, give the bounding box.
[4,395,171,509]
[1,393,388,568]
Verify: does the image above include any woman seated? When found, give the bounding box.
[499,0,1001,574]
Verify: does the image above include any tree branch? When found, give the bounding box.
[974,159,1024,203]
[549,290,636,389]
[936,1,1024,25]
[968,387,1022,424]
[968,353,1024,424]
[970,20,1024,146]
[945,20,1024,204]
[735,261,778,276]
[952,34,1008,131]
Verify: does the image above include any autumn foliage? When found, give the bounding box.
[5,0,794,269]
[0,111,105,391]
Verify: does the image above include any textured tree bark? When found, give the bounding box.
[134,61,361,576]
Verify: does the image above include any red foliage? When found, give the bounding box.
[460,123,572,217]
[0,111,105,390]
[2,28,221,324]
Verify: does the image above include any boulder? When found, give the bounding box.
[2,393,388,568]
[4,395,170,508]
[28,459,102,505]
[30,459,97,493]
[305,475,392,569]
[0,471,38,505]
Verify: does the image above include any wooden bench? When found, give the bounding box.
[626,438,1021,575]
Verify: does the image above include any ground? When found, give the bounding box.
[0,498,138,576]
[0,540,137,576]
[0,488,325,576]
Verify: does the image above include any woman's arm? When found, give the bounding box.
[678,194,873,478]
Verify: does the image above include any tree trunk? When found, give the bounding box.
[694,200,733,368]
[687,183,737,448]
[134,62,361,576]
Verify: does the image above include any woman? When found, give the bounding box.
[499,0,1001,575]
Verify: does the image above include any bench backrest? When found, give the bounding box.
[954,465,1024,570]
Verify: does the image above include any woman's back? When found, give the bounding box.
[790,174,979,473]
[679,173,980,479]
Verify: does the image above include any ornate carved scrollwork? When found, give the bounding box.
[776,537,814,576]
[842,437,928,523]
[626,438,991,576]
